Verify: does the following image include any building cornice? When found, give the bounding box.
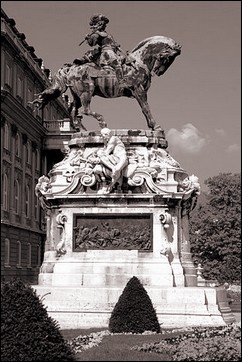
[1,89,47,138]
[1,219,46,235]
[1,14,68,114]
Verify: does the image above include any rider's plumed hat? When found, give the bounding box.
[89,14,109,26]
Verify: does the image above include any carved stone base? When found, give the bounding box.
[38,194,186,289]
[35,128,208,329]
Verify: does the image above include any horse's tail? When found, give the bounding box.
[46,67,69,97]
[30,66,69,109]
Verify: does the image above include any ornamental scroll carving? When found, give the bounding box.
[56,212,67,256]
[42,142,182,196]
[159,209,174,262]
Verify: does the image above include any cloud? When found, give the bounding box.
[166,123,208,153]
[215,128,226,137]
[226,144,241,153]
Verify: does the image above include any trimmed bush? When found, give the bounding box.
[108,276,160,334]
[1,278,75,361]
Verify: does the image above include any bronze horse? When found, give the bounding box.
[31,36,181,130]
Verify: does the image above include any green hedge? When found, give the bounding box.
[1,278,75,361]
[108,276,160,334]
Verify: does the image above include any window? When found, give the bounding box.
[17,241,22,267]
[17,76,23,97]
[27,243,32,268]
[3,123,10,150]
[3,173,9,211]
[25,143,28,162]
[34,194,39,220]
[5,64,12,86]
[44,106,49,120]
[27,87,33,103]
[26,142,31,164]
[37,245,41,266]
[25,185,30,217]
[33,148,37,171]
[4,239,10,267]
[14,179,20,214]
[36,149,40,170]
[15,133,21,156]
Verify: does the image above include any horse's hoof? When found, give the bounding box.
[99,121,107,128]
[154,124,163,131]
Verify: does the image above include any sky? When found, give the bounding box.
[2,1,241,191]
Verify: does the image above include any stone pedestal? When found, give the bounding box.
[38,194,185,288]
[34,129,232,328]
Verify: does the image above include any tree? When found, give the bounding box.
[190,173,241,284]
[108,276,160,334]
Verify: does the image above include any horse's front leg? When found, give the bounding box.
[133,86,157,130]
[79,88,107,129]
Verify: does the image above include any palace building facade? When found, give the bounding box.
[1,8,71,283]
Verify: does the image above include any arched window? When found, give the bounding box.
[27,243,32,268]
[15,133,21,156]
[4,239,10,267]
[16,240,22,267]
[3,173,9,211]
[3,123,10,150]
[25,184,30,217]
[25,141,31,164]
[14,179,20,214]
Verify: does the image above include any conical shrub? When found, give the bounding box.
[1,278,75,361]
[108,276,160,334]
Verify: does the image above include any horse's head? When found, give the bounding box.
[152,44,181,76]
[131,36,181,77]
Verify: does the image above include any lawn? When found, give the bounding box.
[60,285,241,361]
[61,323,241,361]
[61,328,179,361]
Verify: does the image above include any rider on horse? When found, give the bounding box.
[74,14,137,84]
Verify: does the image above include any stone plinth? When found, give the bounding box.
[34,285,228,329]
[34,129,231,328]
[38,194,186,289]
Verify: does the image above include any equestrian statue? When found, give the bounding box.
[30,14,181,130]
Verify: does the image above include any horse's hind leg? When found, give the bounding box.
[79,91,107,128]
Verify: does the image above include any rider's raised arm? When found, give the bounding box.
[85,33,99,47]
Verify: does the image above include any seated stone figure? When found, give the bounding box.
[98,127,128,193]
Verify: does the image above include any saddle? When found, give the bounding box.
[88,65,117,79]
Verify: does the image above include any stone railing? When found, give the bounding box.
[43,118,73,132]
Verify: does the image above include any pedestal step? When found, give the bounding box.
[33,285,232,329]
[39,254,180,287]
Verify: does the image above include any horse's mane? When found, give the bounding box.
[132,36,180,53]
